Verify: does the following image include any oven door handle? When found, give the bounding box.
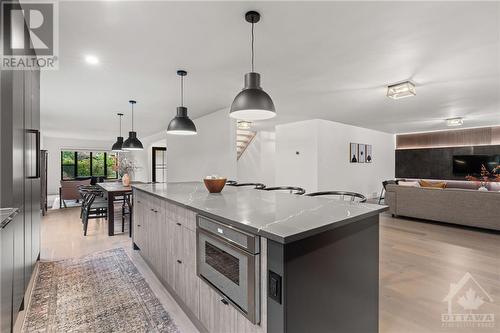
[197,215,259,254]
[197,227,255,258]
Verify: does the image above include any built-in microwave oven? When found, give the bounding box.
[196,215,260,324]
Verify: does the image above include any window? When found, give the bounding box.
[61,151,118,180]
[92,152,105,177]
[61,151,76,180]
[107,154,118,179]
[77,151,91,177]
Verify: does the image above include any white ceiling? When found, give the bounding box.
[41,1,500,140]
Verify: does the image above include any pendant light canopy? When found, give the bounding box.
[167,70,197,135]
[111,113,126,152]
[230,11,276,121]
[122,100,144,150]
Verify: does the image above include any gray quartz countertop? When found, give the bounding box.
[132,182,387,243]
[0,208,19,229]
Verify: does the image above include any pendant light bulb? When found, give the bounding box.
[167,70,197,135]
[230,11,276,121]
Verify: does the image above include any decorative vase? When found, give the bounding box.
[478,182,488,191]
[122,173,130,186]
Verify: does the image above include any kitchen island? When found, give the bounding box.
[132,182,387,333]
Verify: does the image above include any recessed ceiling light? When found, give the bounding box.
[85,55,99,65]
[446,117,464,127]
[387,81,416,100]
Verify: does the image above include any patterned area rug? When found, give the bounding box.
[22,248,180,333]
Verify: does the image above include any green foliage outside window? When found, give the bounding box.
[61,151,117,180]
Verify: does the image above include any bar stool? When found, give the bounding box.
[235,183,266,189]
[378,180,398,204]
[306,191,367,203]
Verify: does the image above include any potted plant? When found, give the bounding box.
[113,154,139,186]
[465,164,499,191]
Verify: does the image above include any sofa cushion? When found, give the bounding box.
[419,180,447,189]
[398,181,420,187]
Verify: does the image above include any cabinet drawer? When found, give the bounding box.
[199,280,235,333]
[166,201,196,231]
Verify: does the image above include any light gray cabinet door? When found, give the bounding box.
[133,193,147,252]
[158,200,171,286]
[167,206,200,319]
[178,225,200,318]
[199,281,234,333]
[146,197,164,274]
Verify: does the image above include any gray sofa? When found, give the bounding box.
[385,184,500,231]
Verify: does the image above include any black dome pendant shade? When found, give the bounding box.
[167,70,197,135]
[230,11,276,121]
[111,113,126,152]
[122,100,144,150]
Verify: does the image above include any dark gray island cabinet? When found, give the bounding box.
[132,183,386,333]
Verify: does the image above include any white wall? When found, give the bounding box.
[274,119,395,197]
[317,119,395,198]
[43,108,236,192]
[166,108,237,182]
[275,120,319,192]
[237,131,276,186]
[127,132,166,183]
[42,136,114,194]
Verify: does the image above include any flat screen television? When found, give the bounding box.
[453,155,500,176]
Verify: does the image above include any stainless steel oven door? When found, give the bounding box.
[197,227,260,324]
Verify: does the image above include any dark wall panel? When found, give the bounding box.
[396,145,500,180]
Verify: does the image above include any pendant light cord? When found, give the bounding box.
[251,21,255,72]
[180,75,184,107]
[119,115,122,136]
[131,103,134,131]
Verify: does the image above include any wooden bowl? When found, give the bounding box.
[203,178,227,193]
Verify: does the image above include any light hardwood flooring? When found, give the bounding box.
[18,207,500,333]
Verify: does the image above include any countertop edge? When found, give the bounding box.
[132,186,388,244]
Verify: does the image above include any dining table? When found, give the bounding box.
[97,182,132,236]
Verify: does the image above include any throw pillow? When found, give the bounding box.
[398,181,420,187]
[419,180,447,189]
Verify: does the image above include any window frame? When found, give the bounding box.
[60,151,118,180]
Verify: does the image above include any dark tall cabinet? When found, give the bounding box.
[0,67,41,332]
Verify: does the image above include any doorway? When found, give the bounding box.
[152,147,166,183]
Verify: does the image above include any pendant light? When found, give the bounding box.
[167,70,197,135]
[122,100,144,150]
[111,113,126,152]
[230,11,276,121]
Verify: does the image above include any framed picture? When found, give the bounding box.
[358,144,366,163]
[350,143,358,163]
[366,145,372,163]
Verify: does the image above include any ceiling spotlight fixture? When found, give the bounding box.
[167,70,197,135]
[111,113,127,152]
[237,121,252,130]
[85,55,99,65]
[446,117,464,127]
[387,81,416,100]
[122,100,144,150]
[230,11,276,121]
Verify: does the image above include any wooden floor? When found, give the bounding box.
[19,207,500,333]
